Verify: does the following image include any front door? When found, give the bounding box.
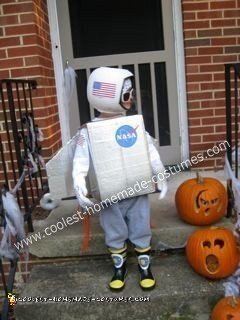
[56,0,181,165]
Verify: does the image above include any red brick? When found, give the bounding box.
[5,24,37,36]
[183,12,196,20]
[0,49,7,59]
[224,28,240,35]
[191,143,217,152]
[20,13,36,24]
[213,54,238,63]
[189,126,214,135]
[197,11,223,20]
[213,73,225,81]
[214,108,227,116]
[0,58,23,69]
[186,56,211,64]
[0,37,20,47]
[189,109,214,118]
[200,82,225,91]
[214,91,227,99]
[212,37,236,46]
[0,70,10,78]
[3,3,34,14]
[198,29,222,37]
[182,2,209,11]
[7,46,39,57]
[23,35,42,46]
[184,30,197,38]
[187,91,213,101]
[198,47,223,55]
[200,64,224,72]
[192,159,216,169]
[0,15,19,25]
[187,73,212,82]
[201,99,225,108]
[189,136,202,144]
[24,56,40,66]
[188,118,201,126]
[202,133,226,142]
[185,47,198,56]
[224,10,240,18]
[188,101,201,109]
[11,66,43,78]
[225,46,240,53]
[186,65,199,73]
[202,117,226,125]
[185,38,210,47]
[184,20,210,30]
[187,83,200,92]
[216,125,227,133]
[211,19,236,28]
[210,1,236,9]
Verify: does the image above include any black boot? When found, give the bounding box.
[135,247,155,290]
[109,247,127,291]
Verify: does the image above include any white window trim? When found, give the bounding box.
[47,0,189,161]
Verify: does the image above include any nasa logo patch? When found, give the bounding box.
[115,125,138,148]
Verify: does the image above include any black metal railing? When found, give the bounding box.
[225,63,240,216]
[0,78,47,320]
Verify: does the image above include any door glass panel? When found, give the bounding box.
[75,69,90,125]
[68,0,164,58]
[139,63,155,138]
[122,64,137,116]
[154,62,171,146]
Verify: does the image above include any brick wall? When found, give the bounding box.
[182,0,240,169]
[0,0,62,159]
[0,0,62,305]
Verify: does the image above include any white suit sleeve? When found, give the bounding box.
[72,128,94,208]
[146,132,168,199]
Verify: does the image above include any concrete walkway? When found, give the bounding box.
[14,253,224,320]
[14,170,234,320]
[29,170,232,258]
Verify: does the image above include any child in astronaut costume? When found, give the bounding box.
[72,67,167,291]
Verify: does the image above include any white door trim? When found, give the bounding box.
[47,0,71,144]
[172,0,189,162]
[47,0,189,161]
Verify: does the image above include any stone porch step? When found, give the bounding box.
[28,170,232,258]
[14,253,224,320]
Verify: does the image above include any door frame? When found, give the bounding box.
[47,0,189,163]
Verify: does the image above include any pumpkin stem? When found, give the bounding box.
[196,171,204,184]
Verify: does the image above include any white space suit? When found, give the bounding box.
[72,67,167,290]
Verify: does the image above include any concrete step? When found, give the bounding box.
[28,170,233,258]
[14,253,224,320]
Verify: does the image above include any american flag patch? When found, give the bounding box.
[76,134,85,146]
[92,81,116,98]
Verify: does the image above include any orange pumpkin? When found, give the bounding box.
[186,227,239,279]
[175,172,228,226]
[211,296,240,320]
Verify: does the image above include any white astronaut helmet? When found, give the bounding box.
[87,67,133,114]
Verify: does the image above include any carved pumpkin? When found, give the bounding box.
[186,227,239,279]
[175,172,228,226]
[211,296,240,320]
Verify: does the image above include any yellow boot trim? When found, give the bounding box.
[109,245,127,254]
[140,278,156,289]
[135,246,151,254]
[109,279,125,290]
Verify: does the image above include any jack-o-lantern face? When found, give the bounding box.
[175,174,228,226]
[211,297,240,320]
[195,189,222,215]
[186,227,239,279]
